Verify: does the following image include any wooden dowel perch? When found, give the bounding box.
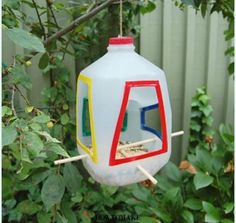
[54,130,184,165]
[54,154,88,165]
[118,130,184,150]
[118,138,157,150]
[171,130,184,137]
[137,165,157,185]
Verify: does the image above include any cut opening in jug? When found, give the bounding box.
[76,75,98,162]
[109,80,168,166]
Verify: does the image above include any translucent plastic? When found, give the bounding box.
[76,38,172,186]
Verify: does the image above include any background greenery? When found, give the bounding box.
[140,0,234,162]
[2,0,234,222]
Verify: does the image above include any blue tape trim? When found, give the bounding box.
[140,103,162,139]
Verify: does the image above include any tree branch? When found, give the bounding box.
[14,85,30,106]
[11,86,17,117]
[32,0,46,40]
[47,0,60,29]
[43,0,116,46]
[2,0,116,73]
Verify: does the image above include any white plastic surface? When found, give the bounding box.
[77,41,172,186]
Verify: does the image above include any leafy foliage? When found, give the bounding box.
[2,0,157,222]
[189,87,214,152]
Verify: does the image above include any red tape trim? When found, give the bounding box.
[109,80,168,166]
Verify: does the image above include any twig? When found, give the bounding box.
[43,0,116,46]
[61,36,71,61]
[47,2,60,29]
[14,85,30,106]
[32,0,46,40]
[11,86,17,117]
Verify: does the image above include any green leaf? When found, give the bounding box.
[29,123,42,131]
[41,175,65,211]
[32,170,52,185]
[190,120,201,131]
[201,2,207,17]
[202,201,221,223]
[3,176,14,199]
[225,46,234,57]
[11,65,32,89]
[199,105,213,116]
[45,142,70,157]
[32,113,50,123]
[21,148,32,163]
[61,113,69,125]
[181,209,194,223]
[37,212,51,223]
[57,213,68,223]
[39,53,49,69]
[2,155,11,169]
[194,172,213,190]
[3,0,21,9]
[24,132,44,157]
[4,199,16,209]
[6,28,45,52]
[199,94,210,105]
[195,149,212,171]
[219,124,234,146]
[223,202,234,214]
[2,126,17,146]
[2,106,12,117]
[61,201,77,223]
[184,198,202,210]
[101,185,118,196]
[164,187,183,210]
[71,192,83,203]
[140,1,156,15]
[17,200,42,215]
[149,207,172,223]
[155,175,174,191]
[228,62,234,75]
[162,161,181,182]
[36,131,61,143]
[63,163,82,193]
[16,161,32,180]
[132,185,150,202]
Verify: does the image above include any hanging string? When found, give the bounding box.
[119,0,123,36]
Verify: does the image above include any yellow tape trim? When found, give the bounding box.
[76,74,98,163]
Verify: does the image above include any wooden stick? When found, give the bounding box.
[171,130,184,137]
[118,138,156,150]
[118,130,184,150]
[54,154,88,165]
[54,131,185,165]
[137,165,157,185]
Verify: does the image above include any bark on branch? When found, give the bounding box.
[43,0,116,46]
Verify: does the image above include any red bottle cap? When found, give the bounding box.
[109,36,134,45]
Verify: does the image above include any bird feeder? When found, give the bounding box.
[55,36,183,186]
[77,36,172,186]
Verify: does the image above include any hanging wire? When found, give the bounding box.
[119,0,123,36]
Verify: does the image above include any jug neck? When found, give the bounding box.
[107,36,135,52]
